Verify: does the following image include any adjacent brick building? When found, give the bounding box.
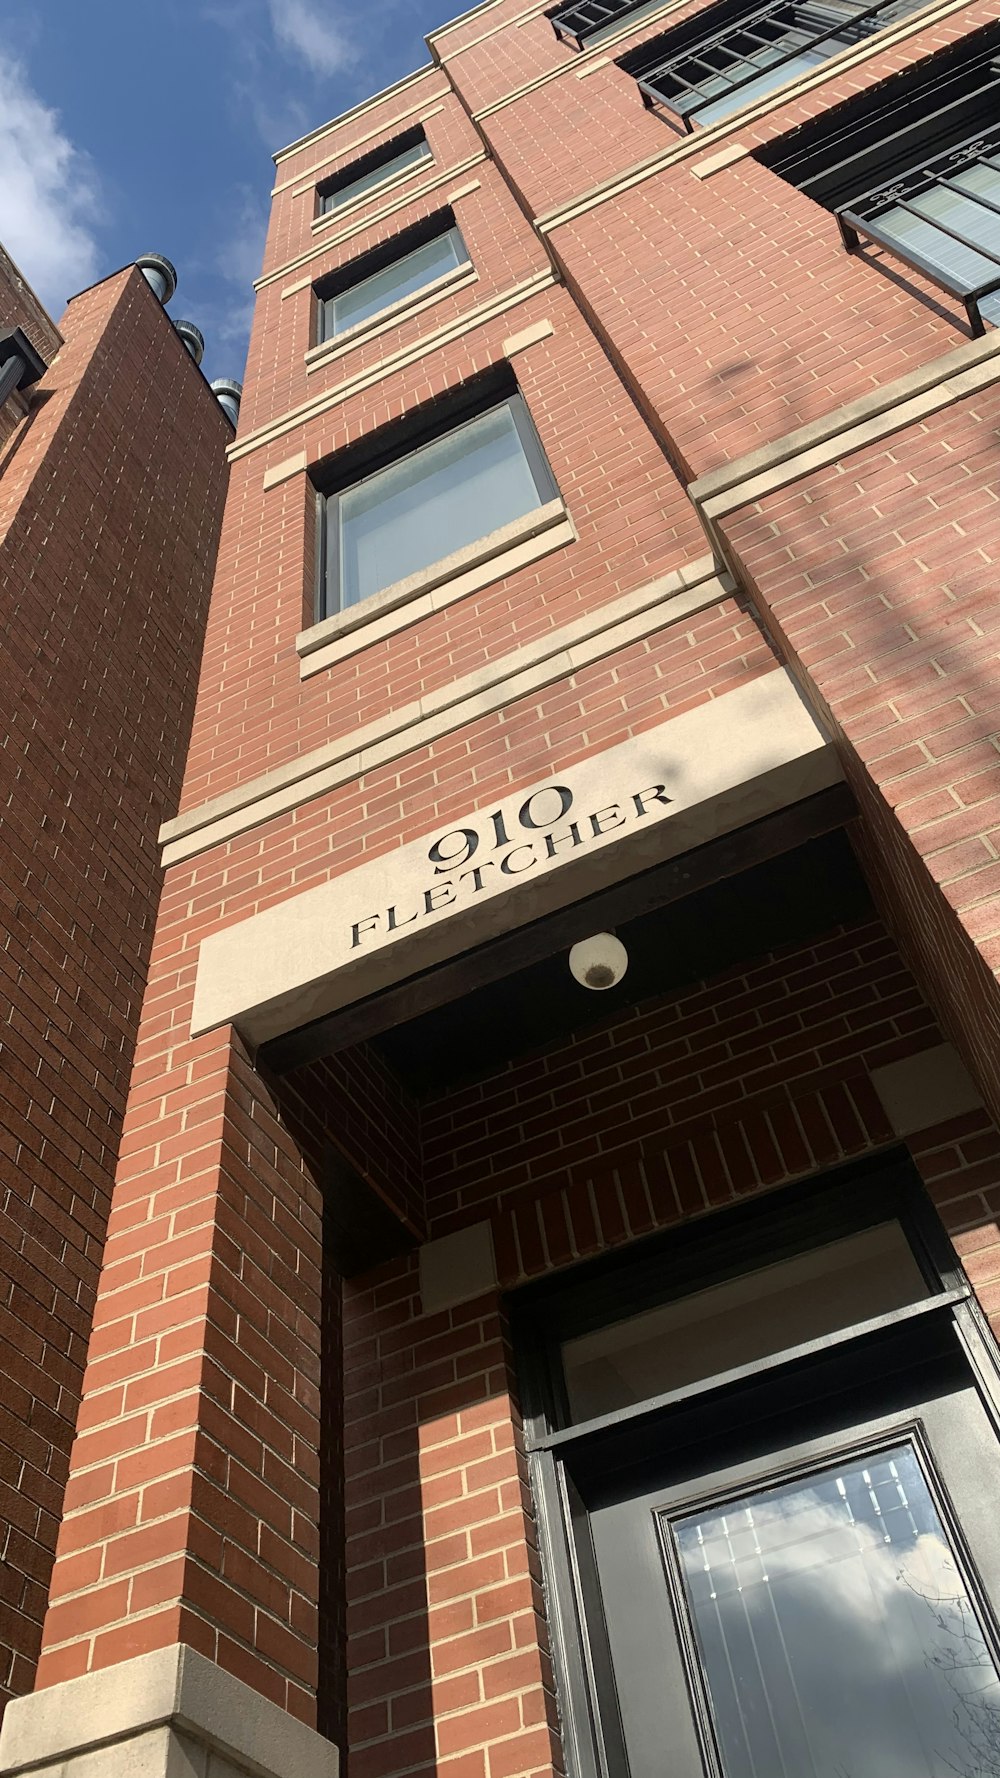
[6,0,1000,1774]
[0,253,231,1715]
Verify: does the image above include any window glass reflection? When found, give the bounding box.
[333,397,554,609]
[672,1443,1000,1777]
[874,158,1000,329]
[691,42,834,124]
[324,227,467,339]
[321,137,431,214]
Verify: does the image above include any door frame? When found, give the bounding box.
[508,1148,1000,1778]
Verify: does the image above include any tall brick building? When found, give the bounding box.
[7,0,1000,1772]
[0,253,231,1717]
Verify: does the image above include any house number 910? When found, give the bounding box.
[427,785,574,875]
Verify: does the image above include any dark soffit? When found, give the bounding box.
[369,827,873,1098]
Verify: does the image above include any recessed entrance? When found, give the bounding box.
[512,1158,1000,1778]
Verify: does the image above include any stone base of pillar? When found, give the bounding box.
[0,1646,338,1778]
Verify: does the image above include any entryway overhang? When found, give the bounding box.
[191,666,843,1050]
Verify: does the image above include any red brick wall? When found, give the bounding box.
[178,283,706,815]
[449,0,999,478]
[455,0,993,216]
[170,590,772,923]
[250,164,546,432]
[421,916,936,1235]
[280,1045,425,1238]
[343,1258,559,1778]
[26,567,773,1717]
[0,267,229,1711]
[0,242,62,361]
[34,1024,325,1718]
[263,75,471,285]
[719,378,1000,1125]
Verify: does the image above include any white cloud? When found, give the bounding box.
[266,0,359,75]
[202,0,360,145]
[0,59,103,317]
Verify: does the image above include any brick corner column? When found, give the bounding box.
[1,969,336,1778]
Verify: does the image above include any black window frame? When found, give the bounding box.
[755,21,1000,334]
[548,0,665,50]
[313,209,469,346]
[312,366,558,621]
[316,126,432,217]
[510,1149,1000,1778]
[618,0,929,131]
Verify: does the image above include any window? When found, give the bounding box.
[512,1155,1000,1778]
[561,1219,929,1418]
[318,128,431,216]
[550,0,668,49]
[756,23,1000,333]
[618,0,929,130]
[316,219,469,343]
[318,384,559,617]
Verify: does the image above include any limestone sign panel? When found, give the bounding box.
[191,668,841,1045]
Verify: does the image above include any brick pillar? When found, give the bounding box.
[29,968,326,1727]
[0,265,229,1713]
[343,1259,561,1778]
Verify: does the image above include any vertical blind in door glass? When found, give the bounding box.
[323,227,468,339]
[671,1442,1000,1777]
[328,396,557,611]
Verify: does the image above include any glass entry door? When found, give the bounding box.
[588,1340,1000,1778]
[512,1158,1000,1778]
[669,1436,996,1770]
[671,1441,1000,1778]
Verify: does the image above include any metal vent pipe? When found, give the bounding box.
[173,320,205,365]
[210,378,242,427]
[135,253,178,305]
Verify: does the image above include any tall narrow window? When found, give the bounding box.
[317,223,469,343]
[318,129,432,216]
[319,391,559,616]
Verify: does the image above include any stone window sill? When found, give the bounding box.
[296,498,575,675]
[305,262,478,373]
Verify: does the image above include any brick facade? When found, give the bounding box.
[0,267,229,1712]
[10,1,1000,1776]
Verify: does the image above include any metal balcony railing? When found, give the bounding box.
[628,0,925,128]
[837,124,1000,335]
[551,0,657,48]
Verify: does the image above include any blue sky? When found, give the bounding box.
[0,0,447,383]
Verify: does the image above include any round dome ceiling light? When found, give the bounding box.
[568,932,629,991]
